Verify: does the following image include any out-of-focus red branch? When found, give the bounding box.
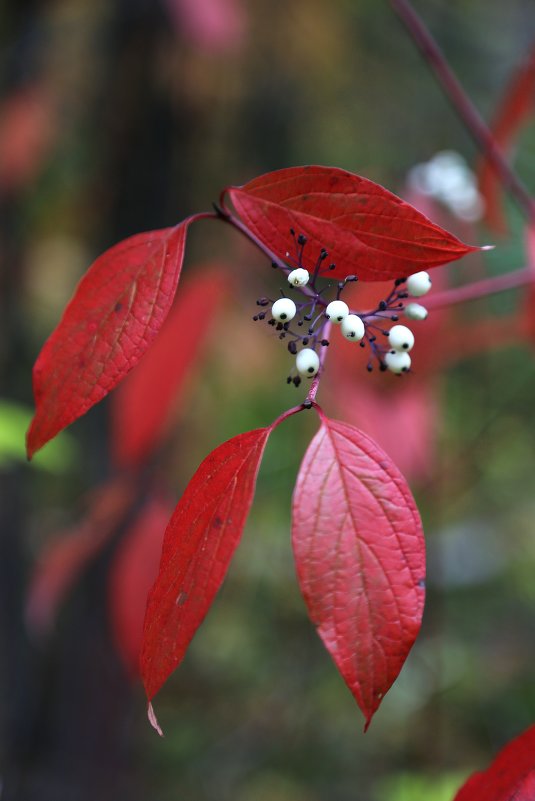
[426,267,534,310]
[390,0,535,223]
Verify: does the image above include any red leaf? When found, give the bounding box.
[111,264,229,468]
[454,725,535,801]
[26,221,191,458]
[108,496,171,677]
[291,414,425,729]
[140,426,271,718]
[478,43,535,235]
[26,479,134,636]
[227,166,479,281]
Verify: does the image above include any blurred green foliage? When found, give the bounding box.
[0,400,75,472]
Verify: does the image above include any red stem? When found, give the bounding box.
[186,211,220,225]
[270,405,302,429]
[214,205,322,303]
[269,403,311,430]
[204,206,333,404]
[390,0,535,223]
[425,266,533,310]
[305,320,332,403]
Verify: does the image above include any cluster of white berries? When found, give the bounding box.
[268,265,433,380]
[404,272,431,322]
[325,301,365,340]
[385,270,431,373]
[384,326,414,374]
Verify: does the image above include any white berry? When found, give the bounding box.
[296,348,320,378]
[405,302,428,321]
[384,349,411,374]
[272,297,297,322]
[341,314,365,341]
[407,271,432,297]
[287,268,309,287]
[388,324,414,352]
[325,300,349,323]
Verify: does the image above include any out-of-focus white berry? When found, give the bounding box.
[287,268,309,287]
[388,324,414,352]
[384,349,411,374]
[407,271,432,297]
[405,302,428,321]
[296,348,320,378]
[340,314,365,341]
[272,297,297,322]
[407,151,484,223]
[325,300,349,323]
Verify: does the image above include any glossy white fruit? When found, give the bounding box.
[325,300,349,323]
[287,268,310,287]
[384,349,411,374]
[405,302,428,321]
[407,271,432,297]
[340,314,365,341]
[296,348,320,377]
[388,324,414,352]
[272,297,297,322]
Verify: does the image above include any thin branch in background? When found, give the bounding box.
[426,266,533,309]
[390,0,535,223]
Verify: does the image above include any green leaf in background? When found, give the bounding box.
[0,399,75,472]
[376,771,469,801]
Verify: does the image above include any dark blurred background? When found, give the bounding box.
[1,1,535,799]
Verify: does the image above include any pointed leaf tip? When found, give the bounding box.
[148,702,164,736]
[292,416,425,727]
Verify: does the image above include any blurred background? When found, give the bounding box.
[1,0,535,799]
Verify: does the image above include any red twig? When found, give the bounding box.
[305,320,332,403]
[425,266,533,310]
[213,205,321,303]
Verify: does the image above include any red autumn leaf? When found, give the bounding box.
[26,220,191,459]
[478,42,535,235]
[26,479,134,636]
[226,165,479,281]
[108,495,171,677]
[111,264,229,468]
[140,426,271,727]
[291,413,425,730]
[454,724,535,801]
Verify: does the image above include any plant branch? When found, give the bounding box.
[425,266,533,310]
[270,404,309,429]
[305,320,332,403]
[390,0,535,222]
[213,204,321,303]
